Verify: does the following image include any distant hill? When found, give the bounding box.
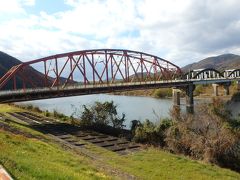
[0,51,23,75]
[0,52,72,90]
[182,54,240,72]
[0,51,46,90]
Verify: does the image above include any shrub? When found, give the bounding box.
[194,84,204,96]
[153,88,172,98]
[44,110,50,117]
[130,120,141,134]
[26,104,33,110]
[165,98,240,171]
[133,118,172,146]
[53,109,68,121]
[76,101,126,129]
[210,98,232,119]
[33,106,42,113]
[231,92,240,102]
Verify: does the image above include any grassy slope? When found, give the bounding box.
[0,130,108,180]
[82,141,240,180]
[0,104,23,113]
[0,104,240,179]
[0,104,109,179]
[114,149,240,179]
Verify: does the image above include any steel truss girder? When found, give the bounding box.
[0,49,182,90]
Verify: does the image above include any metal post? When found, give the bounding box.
[83,55,87,86]
[70,57,73,82]
[91,54,95,84]
[44,60,48,87]
[140,54,143,81]
[105,51,109,84]
[13,75,16,90]
[55,58,59,87]
[110,54,113,82]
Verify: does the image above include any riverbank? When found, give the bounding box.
[0,104,240,179]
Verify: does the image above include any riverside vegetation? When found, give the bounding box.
[28,99,240,172]
[1,104,240,179]
[59,97,240,173]
[132,98,240,172]
[12,98,240,173]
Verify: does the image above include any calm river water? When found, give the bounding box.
[19,94,239,128]
[20,94,179,128]
[19,94,221,128]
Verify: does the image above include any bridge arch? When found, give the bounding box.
[0,49,182,90]
[184,68,224,79]
[227,69,240,78]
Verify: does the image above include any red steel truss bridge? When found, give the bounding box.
[0,49,239,105]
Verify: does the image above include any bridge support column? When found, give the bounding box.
[237,81,240,91]
[212,84,219,96]
[172,88,181,118]
[172,88,181,107]
[185,83,195,114]
[223,83,231,95]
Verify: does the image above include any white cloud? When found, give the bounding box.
[0,0,35,14]
[21,0,35,6]
[0,0,240,67]
[0,0,24,13]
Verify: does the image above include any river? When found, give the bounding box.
[19,94,240,128]
[20,94,177,128]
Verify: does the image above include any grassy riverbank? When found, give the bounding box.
[0,130,108,179]
[0,105,109,179]
[0,104,240,179]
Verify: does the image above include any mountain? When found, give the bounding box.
[0,51,22,74]
[0,51,53,90]
[0,52,72,90]
[182,54,240,72]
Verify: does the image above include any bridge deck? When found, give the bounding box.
[0,77,239,103]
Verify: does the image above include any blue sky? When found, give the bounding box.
[25,0,71,14]
[0,0,240,66]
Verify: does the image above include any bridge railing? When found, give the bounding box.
[1,75,240,97]
[0,79,188,96]
[184,69,240,80]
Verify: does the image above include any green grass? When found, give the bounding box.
[79,141,240,180]
[0,104,23,113]
[0,130,109,179]
[111,148,240,180]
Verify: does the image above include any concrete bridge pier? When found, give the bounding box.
[172,88,181,118]
[172,88,181,107]
[237,81,240,91]
[213,82,231,96]
[212,84,219,96]
[223,83,231,95]
[185,83,195,114]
